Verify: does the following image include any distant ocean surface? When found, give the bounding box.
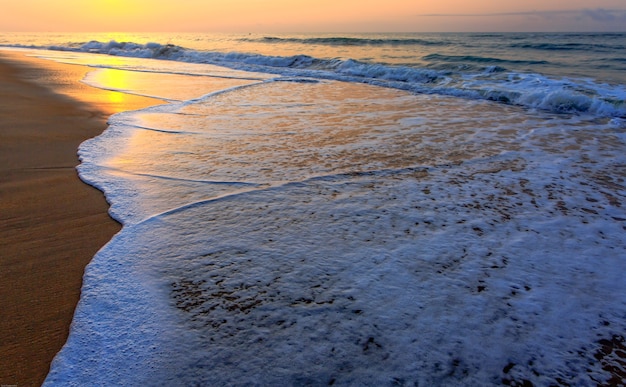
[2,33,626,385]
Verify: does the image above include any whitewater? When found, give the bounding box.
[1,32,625,385]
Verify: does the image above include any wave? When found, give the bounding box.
[468,32,626,40]
[242,36,450,47]
[422,53,549,66]
[23,40,626,119]
[510,42,626,52]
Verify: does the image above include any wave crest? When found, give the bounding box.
[42,40,626,119]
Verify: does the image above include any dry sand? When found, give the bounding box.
[0,51,159,386]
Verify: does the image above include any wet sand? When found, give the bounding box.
[0,50,159,386]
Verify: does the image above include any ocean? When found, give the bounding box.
[1,32,625,385]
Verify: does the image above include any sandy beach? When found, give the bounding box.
[0,51,159,386]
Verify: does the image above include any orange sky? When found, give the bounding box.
[1,0,625,32]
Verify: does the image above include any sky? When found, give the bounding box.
[1,0,626,32]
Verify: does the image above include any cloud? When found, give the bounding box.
[580,8,626,21]
[417,8,626,21]
[412,7,626,32]
[417,10,562,17]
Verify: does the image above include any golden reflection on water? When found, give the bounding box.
[91,67,132,104]
[90,66,259,103]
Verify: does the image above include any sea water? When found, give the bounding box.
[1,33,626,385]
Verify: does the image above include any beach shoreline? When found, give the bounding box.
[0,50,159,386]
[3,34,625,385]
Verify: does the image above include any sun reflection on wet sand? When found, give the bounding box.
[87,67,258,102]
[88,67,133,104]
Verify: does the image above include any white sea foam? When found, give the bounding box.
[43,61,626,385]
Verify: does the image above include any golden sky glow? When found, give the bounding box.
[1,0,625,32]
